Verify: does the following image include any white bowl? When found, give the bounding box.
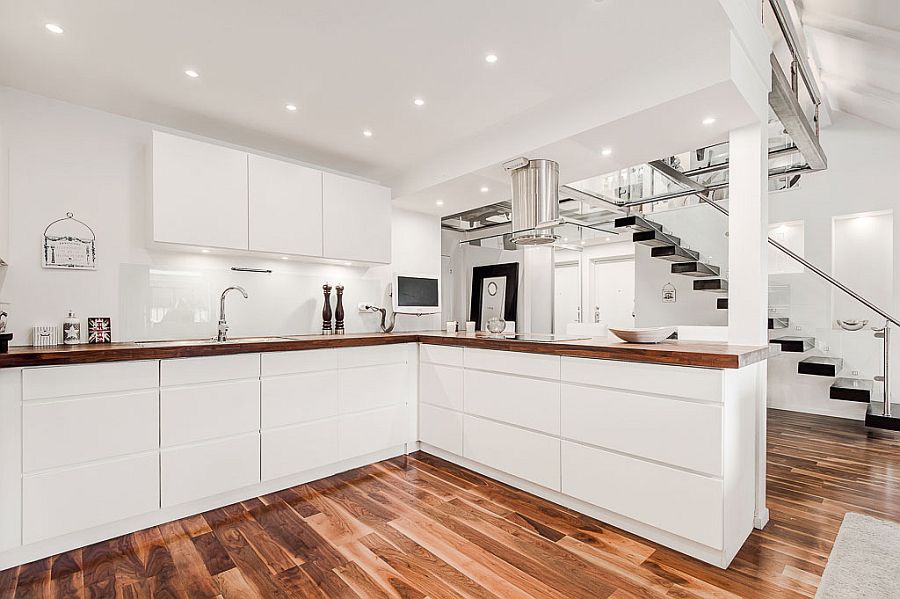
[609,326,677,344]
[836,319,868,331]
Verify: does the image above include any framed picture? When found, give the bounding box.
[87,317,112,344]
[470,263,519,331]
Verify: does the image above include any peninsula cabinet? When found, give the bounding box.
[151,130,392,263]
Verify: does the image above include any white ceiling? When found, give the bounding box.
[0,0,762,215]
[798,0,900,129]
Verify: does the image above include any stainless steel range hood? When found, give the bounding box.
[506,158,560,245]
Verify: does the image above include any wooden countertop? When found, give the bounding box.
[0,331,772,369]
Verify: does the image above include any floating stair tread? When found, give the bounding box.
[831,378,874,403]
[798,356,844,377]
[672,262,719,277]
[865,402,900,431]
[693,279,728,293]
[632,229,680,247]
[613,215,664,233]
[771,336,815,353]
[768,317,789,330]
[717,297,728,310]
[651,245,700,262]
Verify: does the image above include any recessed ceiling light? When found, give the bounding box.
[580,240,586,245]
[184,69,200,79]
[436,200,444,206]
[484,53,498,64]
[285,104,297,112]
[45,23,64,34]
[702,116,716,125]
[605,237,611,241]
[362,129,373,138]
[344,261,353,266]
[563,237,569,242]
[280,256,289,260]
[413,97,425,107]
[601,148,613,157]
[480,186,490,193]
[201,249,210,253]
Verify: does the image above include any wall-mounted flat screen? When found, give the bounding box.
[393,274,440,314]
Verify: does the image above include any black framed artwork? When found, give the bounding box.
[470,263,519,331]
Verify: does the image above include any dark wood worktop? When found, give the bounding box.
[0,331,772,369]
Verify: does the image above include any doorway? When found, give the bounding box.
[590,255,635,329]
[554,260,581,334]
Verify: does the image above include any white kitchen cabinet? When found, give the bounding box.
[261,371,337,428]
[339,362,408,414]
[161,433,260,507]
[322,172,391,263]
[160,379,260,447]
[419,362,463,411]
[23,361,158,401]
[340,404,408,460]
[463,415,561,491]
[464,369,560,435]
[419,403,463,455]
[263,419,339,481]
[152,131,249,250]
[248,154,323,257]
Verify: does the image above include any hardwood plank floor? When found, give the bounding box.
[4,408,900,598]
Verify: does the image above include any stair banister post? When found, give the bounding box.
[884,324,891,417]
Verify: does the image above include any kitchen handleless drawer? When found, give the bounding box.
[262,418,339,481]
[338,344,409,369]
[561,441,723,549]
[161,379,260,447]
[419,403,463,455]
[23,361,158,401]
[464,348,560,380]
[161,432,260,507]
[339,362,407,414]
[560,357,723,403]
[561,384,723,476]
[420,362,463,411]
[261,349,337,377]
[420,344,463,367]
[464,370,560,435]
[23,452,159,544]
[339,404,408,460]
[262,371,337,428]
[463,415,560,491]
[23,390,159,473]
[160,353,259,387]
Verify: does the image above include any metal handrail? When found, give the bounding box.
[768,0,821,106]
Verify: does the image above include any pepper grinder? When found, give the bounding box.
[321,283,333,335]
[334,285,345,334]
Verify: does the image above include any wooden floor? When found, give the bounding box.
[3,408,900,598]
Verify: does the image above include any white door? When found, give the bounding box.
[554,262,581,334]
[591,257,635,329]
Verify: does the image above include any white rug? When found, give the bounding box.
[816,513,900,598]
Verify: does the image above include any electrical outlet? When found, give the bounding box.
[852,370,859,376]
[358,303,371,312]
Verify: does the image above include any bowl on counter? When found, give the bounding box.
[836,319,868,331]
[609,326,677,344]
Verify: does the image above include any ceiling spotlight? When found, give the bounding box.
[363,129,373,137]
[280,256,289,260]
[413,97,425,107]
[344,261,353,266]
[580,240,586,245]
[601,148,613,157]
[480,186,489,193]
[184,69,200,78]
[702,116,716,126]
[285,104,297,111]
[201,249,210,253]
[436,200,444,206]
[45,23,64,34]
[484,53,498,64]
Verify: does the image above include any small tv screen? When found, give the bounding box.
[397,276,439,307]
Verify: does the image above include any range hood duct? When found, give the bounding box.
[507,158,560,245]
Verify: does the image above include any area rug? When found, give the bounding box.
[815,512,900,598]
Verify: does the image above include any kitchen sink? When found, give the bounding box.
[135,336,291,347]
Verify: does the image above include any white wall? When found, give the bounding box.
[0,87,441,344]
[768,112,900,419]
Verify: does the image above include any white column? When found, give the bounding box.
[522,246,554,335]
[728,122,769,528]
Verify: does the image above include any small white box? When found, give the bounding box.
[32,326,60,347]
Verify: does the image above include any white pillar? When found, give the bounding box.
[728,122,769,528]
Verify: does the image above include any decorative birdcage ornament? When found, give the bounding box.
[42,212,96,270]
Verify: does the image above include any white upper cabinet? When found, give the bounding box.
[152,131,249,250]
[323,172,391,263]
[248,154,323,257]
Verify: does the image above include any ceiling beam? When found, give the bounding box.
[803,11,900,53]
[769,54,828,170]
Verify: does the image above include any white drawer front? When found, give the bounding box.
[464,370,560,435]
[561,357,723,403]
[161,433,260,507]
[262,418,339,481]
[419,403,463,455]
[420,344,463,367]
[340,363,407,414]
[23,452,159,544]
[561,384,723,475]
[420,362,463,411]
[160,353,259,386]
[463,415,560,491]
[338,344,409,369]
[261,349,337,377]
[464,348,560,379]
[562,441,723,549]
[262,371,338,429]
[23,361,158,401]
[161,379,260,447]
[23,390,159,473]
[339,404,408,460]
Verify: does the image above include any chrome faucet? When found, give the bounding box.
[218,286,248,342]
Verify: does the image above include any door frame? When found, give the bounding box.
[553,259,582,333]
[588,254,635,325]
